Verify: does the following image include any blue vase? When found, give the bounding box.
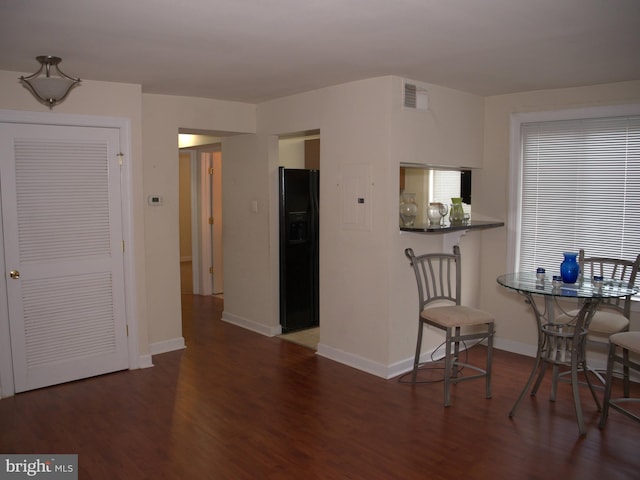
[560,252,580,284]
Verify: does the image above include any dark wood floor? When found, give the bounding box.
[1,294,639,479]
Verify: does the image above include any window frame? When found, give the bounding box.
[507,103,640,273]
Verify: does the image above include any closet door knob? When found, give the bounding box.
[9,270,20,279]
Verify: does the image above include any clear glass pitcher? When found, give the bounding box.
[427,202,448,225]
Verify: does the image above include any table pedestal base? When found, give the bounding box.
[509,293,601,436]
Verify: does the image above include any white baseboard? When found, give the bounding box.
[493,337,613,373]
[221,312,282,337]
[0,352,157,399]
[493,337,538,358]
[386,347,453,380]
[317,343,391,378]
[137,354,154,369]
[149,337,186,355]
[318,339,492,380]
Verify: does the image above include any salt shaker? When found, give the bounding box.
[593,275,604,289]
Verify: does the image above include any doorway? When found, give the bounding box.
[277,131,320,346]
[179,140,223,296]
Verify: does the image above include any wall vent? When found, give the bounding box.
[403,81,429,111]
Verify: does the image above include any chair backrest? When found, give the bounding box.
[405,246,461,312]
[579,249,640,318]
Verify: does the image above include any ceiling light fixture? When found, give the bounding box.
[20,56,81,109]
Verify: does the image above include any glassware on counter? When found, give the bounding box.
[399,193,418,227]
[450,197,465,224]
[427,202,448,226]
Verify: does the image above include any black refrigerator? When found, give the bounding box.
[279,167,319,333]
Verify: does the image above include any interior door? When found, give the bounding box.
[189,147,223,296]
[0,122,129,393]
[211,150,224,294]
[198,151,213,295]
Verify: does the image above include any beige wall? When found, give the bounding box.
[478,80,640,356]
[219,133,277,334]
[251,76,488,376]
[141,94,255,351]
[278,137,306,168]
[389,77,487,369]
[253,77,396,371]
[392,77,485,169]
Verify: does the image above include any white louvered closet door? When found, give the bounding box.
[0,123,128,393]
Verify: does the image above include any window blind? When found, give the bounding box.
[518,115,640,274]
[431,170,461,204]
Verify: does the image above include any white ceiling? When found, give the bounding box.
[1,0,639,104]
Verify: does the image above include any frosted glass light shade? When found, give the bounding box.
[24,77,77,102]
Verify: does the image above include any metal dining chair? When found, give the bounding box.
[555,249,640,391]
[405,246,495,406]
[599,331,640,427]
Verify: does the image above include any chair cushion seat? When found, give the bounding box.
[421,305,494,328]
[589,311,630,334]
[556,309,629,335]
[610,331,640,354]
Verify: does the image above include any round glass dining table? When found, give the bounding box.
[497,272,638,435]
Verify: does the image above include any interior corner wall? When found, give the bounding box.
[387,76,486,368]
[218,133,280,335]
[251,75,489,377]
[256,76,396,373]
[141,94,256,352]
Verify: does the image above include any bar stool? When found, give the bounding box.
[405,246,495,406]
[599,331,640,427]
